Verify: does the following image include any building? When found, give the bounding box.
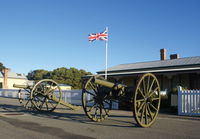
[0,68,28,89]
[97,48,200,97]
[58,84,72,90]
[97,49,200,109]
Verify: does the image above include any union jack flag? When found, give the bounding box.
[88,29,108,42]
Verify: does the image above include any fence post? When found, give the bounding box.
[177,86,182,115]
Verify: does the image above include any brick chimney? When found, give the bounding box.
[160,48,167,60]
[170,54,179,60]
[3,68,10,89]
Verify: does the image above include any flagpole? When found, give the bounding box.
[105,27,108,80]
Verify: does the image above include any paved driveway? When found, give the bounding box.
[0,97,200,139]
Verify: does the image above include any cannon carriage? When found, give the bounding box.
[81,73,161,127]
[14,79,80,112]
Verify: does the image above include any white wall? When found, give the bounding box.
[7,78,28,89]
[0,78,3,82]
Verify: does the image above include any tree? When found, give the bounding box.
[0,62,5,71]
[27,69,49,80]
[27,67,92,89]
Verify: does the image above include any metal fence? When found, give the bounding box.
[0,89,19,98]
[0,89,119,109]
[178,86,200,116]
[0,89,83,105]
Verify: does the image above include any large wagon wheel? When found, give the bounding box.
[82,76,112,122]
[18,89,34,110]
[133,73,161,127]
[30,79,62,112]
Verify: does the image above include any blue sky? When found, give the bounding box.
[0,0,199,75]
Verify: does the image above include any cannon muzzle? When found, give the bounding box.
[13,84,29,89]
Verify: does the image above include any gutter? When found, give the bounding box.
[97,66,200,76]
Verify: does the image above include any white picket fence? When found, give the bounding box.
[178,86,200,116]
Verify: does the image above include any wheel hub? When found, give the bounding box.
[145,97,152,103]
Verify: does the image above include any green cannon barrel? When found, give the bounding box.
[13,84,29,89]
[93,78,126,90]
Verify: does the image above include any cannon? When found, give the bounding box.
[14,83,34,110]
[14,79,81,112]
[82,73,161,127]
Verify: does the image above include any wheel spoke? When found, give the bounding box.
[147,104,153,120]
[103,99,111,105]
[38,84,44,93]
[136,98,145,103]
[149,103,158,111]
[149,87,159,97]
[138,87,145,98]
[34,100,41,107]
[137,101,145,113]
[49,82,54,89]
[34,95,44,102]
[140,104,145,123]
[147,75,150,95]
[87,102,97,112]
[48,86,58,94]
[25,99,31,107]
[145,105,148,125]
[148,79,155,93]
[86,98,95,103]
[94,106,98,118]
[45,101,49,111]
[48,100,55,108]
[100,104,103,119]
[102,103,109,115]
[39,98,46,110]
[142,79,146,95]
[89,82,97,93]
[85,90,95,97]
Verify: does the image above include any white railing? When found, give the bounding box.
[178,86,200,116]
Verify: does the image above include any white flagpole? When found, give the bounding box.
[105,27,108,80]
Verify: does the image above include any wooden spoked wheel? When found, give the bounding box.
[133,73,161,127]
[82,76,112,122]
[18,89,34,110]
[30,79,62,112]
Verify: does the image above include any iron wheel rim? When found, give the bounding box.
[82,76,112,122]
[133,73,161,127]
[30,79,62,112]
